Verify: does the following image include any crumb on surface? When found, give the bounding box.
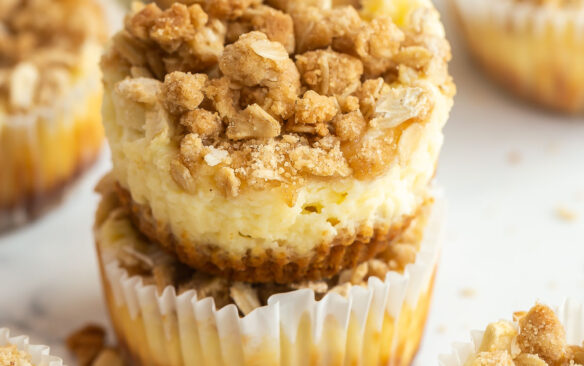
[507,150,522,165]
[66,324,106,366]
[460,287,477,299]
[66,324,124,366]
[555,206,578,222]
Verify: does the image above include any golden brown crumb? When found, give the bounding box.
[162,71,207,114]
[294,90,338,126]
[219,31,300,119]
[115,77,163,105]
[170,159,197,193]
[295,49,363,96]
[517,304,569,364]
[180,109,223,138]
[226,104,282,140]
[150,3,195,53]
[204,77,240,120]
[179,133,204,168]
[289,136,351,177]
[332,111,366,141]
[227,5,295,53]
[157,0,262,20]
[215,166,241,197]
[356,78,391,119]
[66,324,106,366]
[336,16,405,77]
[292,6,362,54]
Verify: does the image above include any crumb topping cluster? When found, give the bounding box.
[108,0,453,196]
[66,325,123,366]
[466,304,584,366]
[109,203,423,315]
[0,344,33,366]
[0,0,106,112]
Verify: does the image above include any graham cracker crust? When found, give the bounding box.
[115,184,427,284]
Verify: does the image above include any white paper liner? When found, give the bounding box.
[100,194,445,365]
[0,328,64,366]
[439,298,584,366]
[451,0,584,39]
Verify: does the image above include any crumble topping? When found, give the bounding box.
[0,0,107,113]
[67,325,124,366]
[0,344,33,366]
[106,0,453,197]
[465,304,584,366]
[66,325,106,366]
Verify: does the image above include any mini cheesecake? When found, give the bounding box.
[100,0,454,282]
[94,174,442,366]
[452,0,584,113]
[0,0,107,230]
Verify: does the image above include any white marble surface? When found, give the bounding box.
[1,1,584,364]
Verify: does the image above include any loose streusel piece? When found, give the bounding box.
[465,304,584,366]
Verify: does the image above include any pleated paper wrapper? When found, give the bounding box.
[0,328,64,366]
[99,197,445,366]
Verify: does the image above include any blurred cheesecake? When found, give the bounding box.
[0,0,107,230]
[451,0,584,113]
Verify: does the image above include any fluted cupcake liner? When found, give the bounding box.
[0,328,64,366]
[439,298,584,366]
[97,191,444,366]
[451,0,584,112]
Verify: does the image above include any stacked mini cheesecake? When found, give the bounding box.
[94,0,454,364]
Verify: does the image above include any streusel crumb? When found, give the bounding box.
[0,0,106,112]
[465,304,584,366]
[107,0,453,196]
